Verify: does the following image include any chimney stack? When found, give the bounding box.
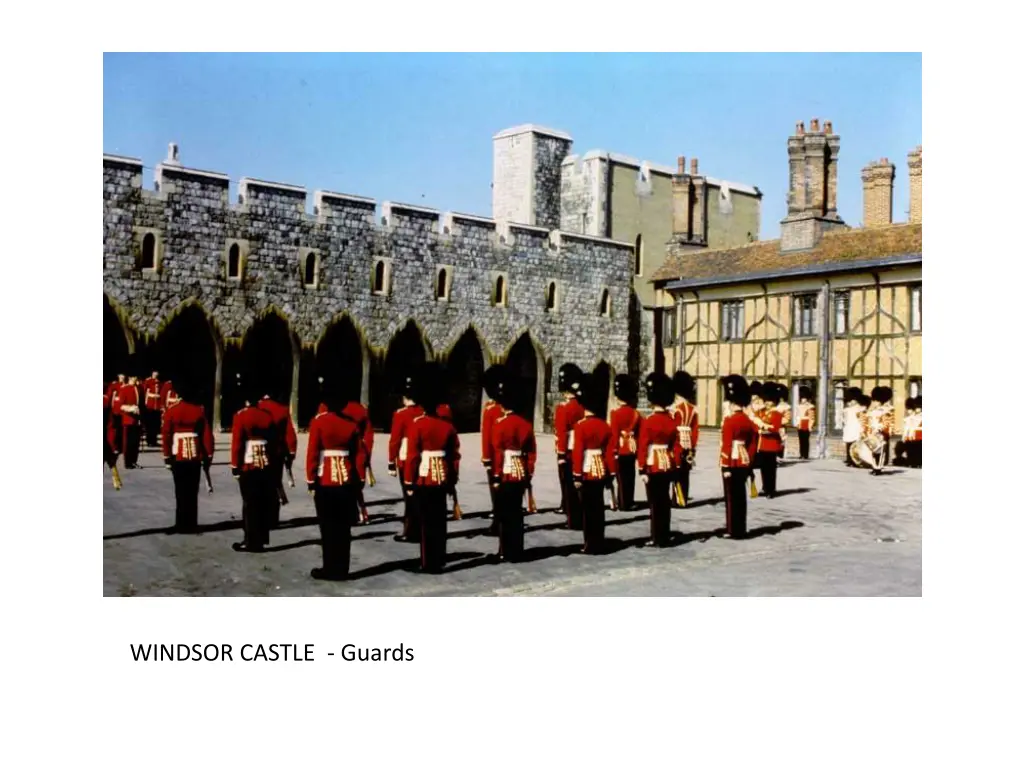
[908,146,922,224]
[166,142,181,166]
[677,156,686,174]
[670,153,707,249]
[780,119,846,252]
[861,158,896,228]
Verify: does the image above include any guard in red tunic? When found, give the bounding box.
[571,374,617,555]
[161,369,214,533]
[775,384,792,459]
[487,371,537,563]
[720,375,759,538]
[638,373,681,547]
[871,386,896,466]
[756,383,784,497]
[341,395,375,522]
[671,370,699,506]
[258,387,298,529]
[107,373,126,461]
[230,369,281,553]
[389,373,426,543]
[103,385,122,490]
[555,363,585,530]
[608,374,641,511]
[118,366,143,469]
[142,370,162,447]
[306,368,368,581]
[796,386,816,460]
[480,364,506,531]
[160,379,179,412]
[404,365,461,574]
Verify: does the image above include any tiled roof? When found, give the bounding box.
[651,222,922,287]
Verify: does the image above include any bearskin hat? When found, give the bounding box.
[858,393,872,408]
[644,372,675,408]
[799,385,813,401]
[493,373,518,411]
[576,373,604,414]
[761,382,779,405]
[749,380,764,400]
[913,396,922,410]
[844,386,862,405]
[558,363,584,394]
[870,386,884,403]
[672,370,696,402]
[236,361,266,404]
[613,374,637,403]
[172,365,198,404]
[877,386,893,404]
[413,362,444,411]
[722,374,752,408]
[775,383,790,404]
[483,364,506,400]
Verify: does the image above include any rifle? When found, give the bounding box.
[526,484,537,514]
[451,485,463,520]
[111,464,122,491]
[608,475,619,511]
[749,472,759,499]
[674,481,686,507]
[367,465,376,488]
[203,463,213,494]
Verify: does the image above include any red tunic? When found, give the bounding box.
[571,414,617,481]
[341,401,374,458]
[118,384,141,425]
[160,380,179,410]
[258,397,298,459]
[305,411,367,487]
[672,400,700,464]
[230,405,279,473]
[105,380,122,407]
[637,410,679,475]
[609,404,642,457]
[435,403,453,423]
[555,398,585,457]
[797,403,816,431]
[481,400,503,470]
[720,411,759,468]
[389,405,425,472]
[757,410,785,454]
[489,410,537,483]
[142,377,162,411]
[161,401,214,462]
[404,413,460,487]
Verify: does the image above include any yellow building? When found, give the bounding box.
[651,120,922,455]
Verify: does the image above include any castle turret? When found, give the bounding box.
[492,124,573,228]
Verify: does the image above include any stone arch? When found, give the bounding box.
[503,331,547,433]
[241,306,301,417]
[103,294,136,383]
[442,327,486,433]
[309,313,368,424]
[590,360,613,419]
[370,319,430,431]
[150,300,221,422]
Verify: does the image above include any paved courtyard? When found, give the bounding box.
[103,432,921,597]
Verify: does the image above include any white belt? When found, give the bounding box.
[677,425,692,451]
[567,432,575,450]
[646,443,669,465]
[319,449,351,483]
[244,439,268,465]
[502,449,525,474]
[418,450,446,478]
[730,440,750,464]
[173,432,199,459]
[582,449,603,474]
[318,449,349,475]
[399,437,408,462]
[121,404,139,415]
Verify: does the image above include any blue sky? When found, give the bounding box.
[103,53,921,239]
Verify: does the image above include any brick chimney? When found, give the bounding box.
[908,145,922,224]
[861,159,896,228]
[671,155,707,250]
[780,119,846,252]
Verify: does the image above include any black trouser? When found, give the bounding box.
[723,469,749,538]
[123,424,141,467]
[798,430,811,460]
[580,481,606,553]
[314,485,359,577]
[645,472,673,547]
[845,442,854,465]
[907,441,922,468]
[560,461,583,530]
[486,469,500,532]
[267,461,285,528]
[171,461,201,530]
[616,455,636,510]
[677,452,693,503]
[758,452,778,497]
[400,474,421,542]
[416,487,448,573]
[110,415,123,454]
[144,408,160,446]
[238,470,273,549]
[882,436,891,466]
[494,482,526,561]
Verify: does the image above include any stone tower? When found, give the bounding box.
[780,119,846,252]
[492,124,573,228]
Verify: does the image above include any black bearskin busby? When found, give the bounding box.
[672,370,696,403]
[613,374,637,404]
[400,370,417,401]
[775,383,790,405]
[876,386,893,404]
[721,374,752,408]
[558,363,584,395]
[799,385,813,402]
[914,396,922,410]
[317,357,348,413]
[749,380,764,401]
[576,373,603,414]
[857,393,872,408]
[493,373,518,411]
[644,372,675,408]
[413,363,444,412]
[762,382,779,405]
[483,364,506,401]
[844,386,862,405]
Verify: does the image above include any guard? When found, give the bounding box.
[842,387,864,466]
[389,372,425,542]
[404,364,461,574]
[637,373,680,547]
[161,368,214,533]
[671,370,699,506]
[230,368,281,553]
[554,363,585,530]
[480,364,506,526]
[119,366,143,469]
[796,386,816,460]
[720,375,759,539]
[608,374,641,511]
[103,385,122,490]
[142,370,162,448]
[571,374,616,555]
[258,382,298,529]
[107,374,125,465]
[756,383,784,497]
[341,394,375,522]
[872,386,895,466]
[306,367,368,580]
[486,371,537,562]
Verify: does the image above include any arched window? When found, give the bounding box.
[142,233,156,270]
[374,260,386,293]
[228,243,240,279]
[600,289,611,317]
[494,275,507,307]
[546,282,557,311]
[436,268,448,299]
[303,253,316,287]
[634,233,643,277]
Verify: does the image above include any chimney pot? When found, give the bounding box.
[824,121,833,134]
[810,118,820,132]
[677,156,685,174]
[690,158,699,175]
[796,121,805,135]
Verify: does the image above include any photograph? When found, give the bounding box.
[102,52,922,597]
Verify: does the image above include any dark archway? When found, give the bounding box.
[152,304,218,418]
[103,296,130,385]
[370,321,428,431]
[591,361,612,419]
[241,312,297,406]
[220,341,244,430]
[444,329,485,433]
[505,333,540,427]
[297,345,318,429]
